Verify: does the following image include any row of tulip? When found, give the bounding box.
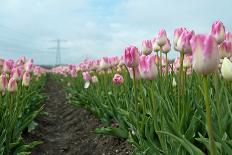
[53,21,232,155]
[0,57,46,155]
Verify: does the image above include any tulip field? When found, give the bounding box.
[0,58,46,154]
[1,20,232,155]
[53,21,232,155]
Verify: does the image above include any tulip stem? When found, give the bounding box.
[160,50,163,77]
[203,76,217,155]
[132,68,138,114]
[178,52,184,120]
[165,53,168,81]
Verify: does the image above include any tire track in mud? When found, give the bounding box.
[28,76,132,155]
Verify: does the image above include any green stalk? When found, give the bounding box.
[203,76,217,155]
[160,50,163,78]
[165,53,168,81]
[132,68,138,115]
[214,74,224,154]
[178,52,184,120]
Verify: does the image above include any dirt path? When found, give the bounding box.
[27,77,132,155]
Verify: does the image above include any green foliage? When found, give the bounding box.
[57,69,232,155]
[0,75,46,155]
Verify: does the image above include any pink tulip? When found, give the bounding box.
[190,34,219,75]
[70,69,77,78]
[218,41,232,58]
[183,55,192,68]
[25,62,33,72]
[139,55,158,80]
[124,45,140,68]
[34,66,42,76]
[82,72,91,81]
[3,59,14,73]
[152,38,161,52]
[99,57,110,70]
[0,73,8,92]
[113,74,124,85]
[156,29,168,47]
[8,77,18,92]
[141,40,153,55]
[211,20,225,44]
[225,31,232,43]
[22,71,30,87]
[162,38,171,53]
[176,29,195,54]
[92,75,98,83]
[173,27,186,50]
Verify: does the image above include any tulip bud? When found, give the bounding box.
[173,27,186,50]
[141,40,152,55]
[221,57,232,80]
[22,71,30,87]
[112,74,124,85]
[139,55,158,80]
[156,29,168,47]
[211,20,225,44]
[124,45,140,68]
[190,34,219,75]
[0,73,8,92]
[225,31,232,43]
[176,30,195,54]
[92,75,98,83]
[99,57,110,70]
[82,72,91,82]
[218,41,232,58]
[162,38,171,53]
[183,55,192,68]
[172,77,177,87]
[152,38,161,52]
[70,69,77,78]
[3,60,14,73]
[8,77,18,92]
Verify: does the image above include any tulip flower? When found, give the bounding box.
[176,29,195,54]
[99,57,110,70]
[70,69,77,78]
[190,34,219,75]
[82,72,91,89]
[162,39,171,53]
[82,72,91,82]
[92,75,98,83]
[183,55,192,68]
[152,38,161,52]
[22,71,30,87]
[218,41,232,58]
[173,27,186,50]
[141,40,152,55]
[113,74,124,85]
[138,55,158,80]
[172,77,177,87]
[3,59,14,73]
[221,57,232,80]
[124,45,140,68]
[8,77,18,92]
[156,29,168,47]
[211,20,225,44]
[0,73,8,92]
[225,31,232,43]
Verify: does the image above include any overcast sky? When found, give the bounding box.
[0,0,231,65]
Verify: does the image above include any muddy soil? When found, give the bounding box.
[25,76,132,155]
